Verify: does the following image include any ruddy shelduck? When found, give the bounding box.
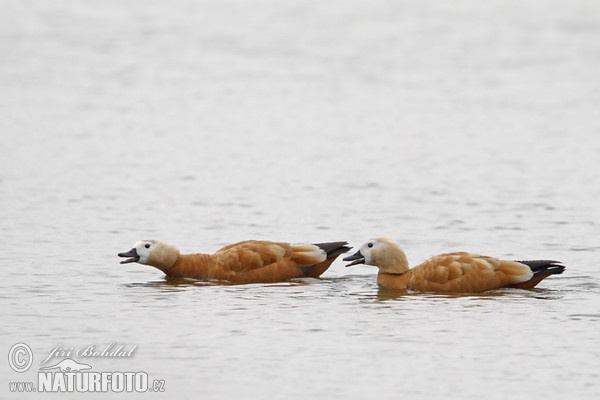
[344,238,565,293]
[118,240,351,283]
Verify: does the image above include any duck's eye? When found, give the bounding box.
[367,243,373,248]
[145,244,151,249]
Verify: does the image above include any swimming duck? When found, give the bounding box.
[344,238,565,293]
[118,240,350,283]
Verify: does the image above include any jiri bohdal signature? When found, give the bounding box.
[39,343,137,365]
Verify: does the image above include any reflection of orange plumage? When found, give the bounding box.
[118,240,350,284]
[344,238,565,293]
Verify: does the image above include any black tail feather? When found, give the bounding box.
[515,260,566,276]
[314,241,352,259]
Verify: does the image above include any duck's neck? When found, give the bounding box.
[165,253,213,278]
[147,244,180,271]
[377,248,410,275]
[377,272,409,289]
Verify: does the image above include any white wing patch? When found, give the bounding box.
[291,243,327,265]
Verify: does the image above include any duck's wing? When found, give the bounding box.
[215,240,327,273]
[215,241,291,273]
[407,252,533,292]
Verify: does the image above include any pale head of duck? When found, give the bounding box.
[344,237,410,274]
[118,240,180,271]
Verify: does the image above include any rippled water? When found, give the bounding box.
[2,0,599,399]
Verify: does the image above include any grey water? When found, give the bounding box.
[1,0,599,398]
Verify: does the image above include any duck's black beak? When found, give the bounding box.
[343,250,365,267]
[118,248,140,264]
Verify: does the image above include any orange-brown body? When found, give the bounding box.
[376,252,536,292]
